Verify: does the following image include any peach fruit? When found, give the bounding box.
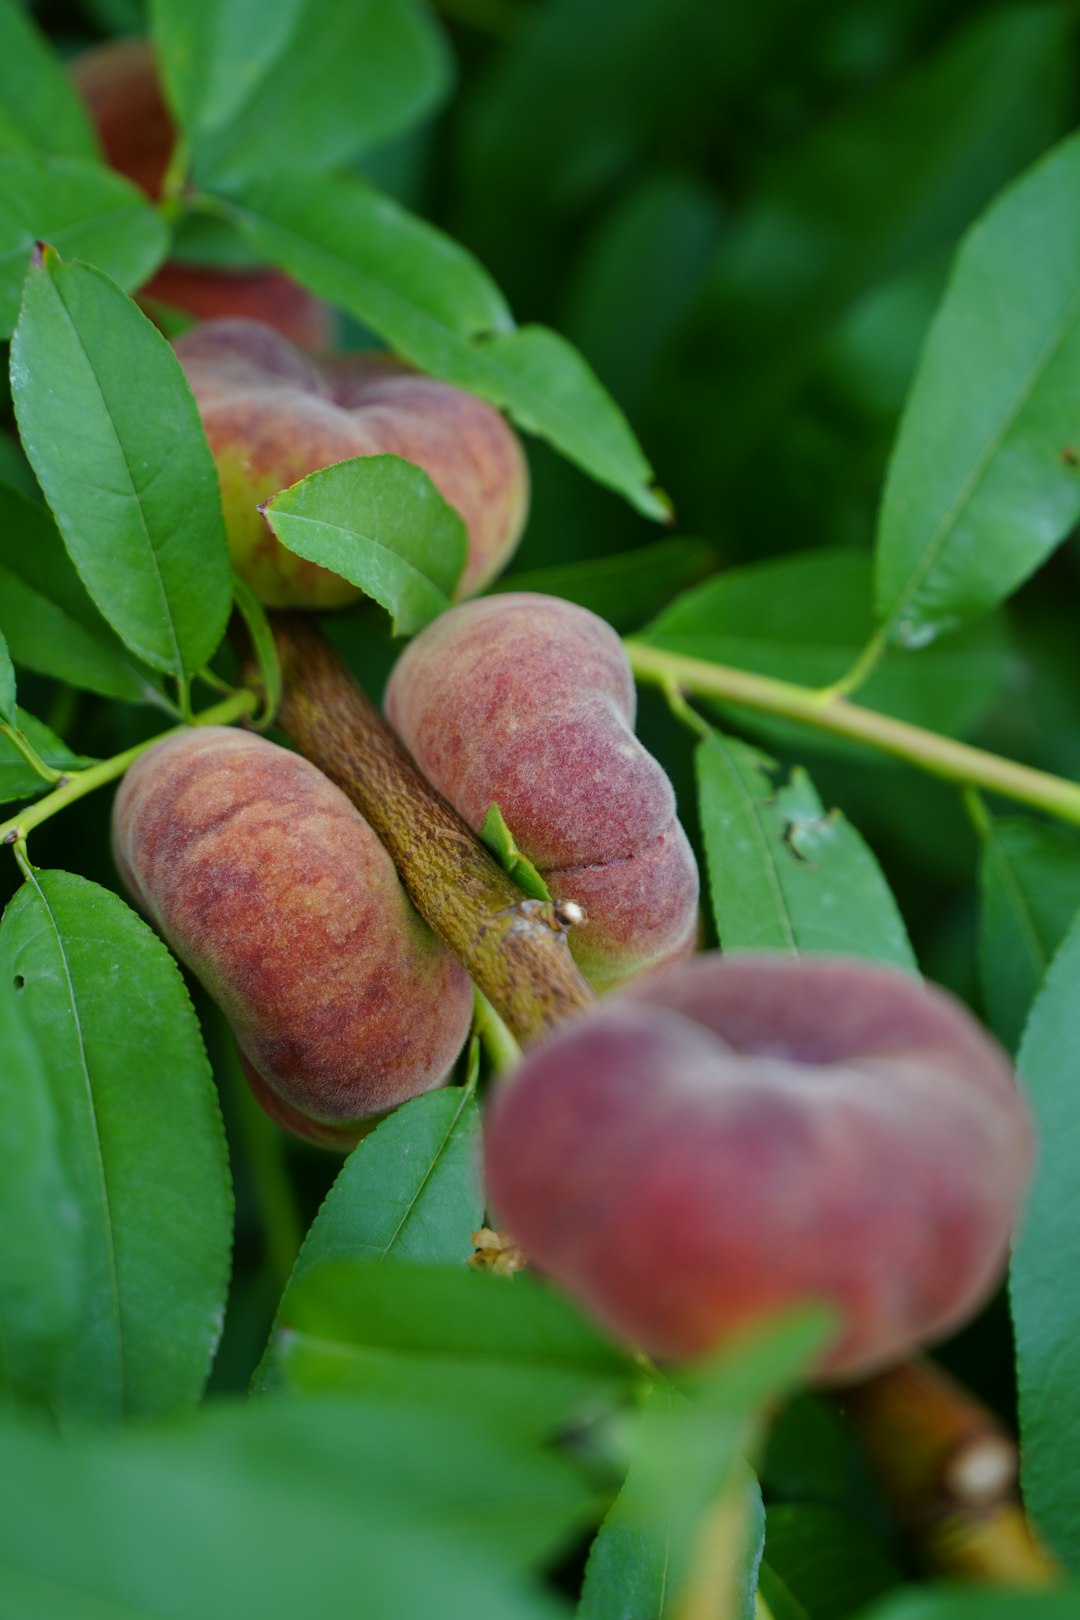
[70,39,332,347]
[385,592,699,989]
[173,319,529,607]
[484,953,1033,1381]
[112,726,473,1145]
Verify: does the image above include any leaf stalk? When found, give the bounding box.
[0,687,259,852]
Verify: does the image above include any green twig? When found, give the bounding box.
[626,640,1080,829]
[472,987,523,1077]
[0,687,259,850]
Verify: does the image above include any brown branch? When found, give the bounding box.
[839,1360,1058,1585]
[269,614,595,1045]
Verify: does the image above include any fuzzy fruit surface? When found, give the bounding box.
[385,592,699,989]
[173,319,529,607]
[484,952,1033,1380]
[112,727,473,1144]
[70,40,332,347]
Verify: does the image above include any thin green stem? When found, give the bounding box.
[196,665,235,697]
[0,688,258,850]
[224,1040,303,1294]
[963,786,992,838]
[472,987,522,1077]
[160,136,191,213]
[821,625,888,701]
[176,675,195,725]
[626,640,1080,830]
[662,679,712,741]
[1,722,66,784]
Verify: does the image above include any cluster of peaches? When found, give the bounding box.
[86,40,1032,1383]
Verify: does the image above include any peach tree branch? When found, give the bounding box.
[626,640,1080,828]
[269,614,596,1045]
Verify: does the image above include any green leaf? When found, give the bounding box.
[654,4,1075,493]
[222,174,666,520]
[579,1312,830,1620]
[152,0,451,189]
[11,252,233,682]
[494,538,715,632]
[763,1504,901,1620]
[0,483,157,704]
[264,454,466,635]
[1011,910,1080,1563]
[482,804,552,902]
[224,170,512,343]
[0,153,168,339]
[273,1259,634,1443]
[0,1395,585,1618]
[695,726,916,969]
[230,572,281,728]
[0,710,89,806]
[0,0,100,160]
[468,325,669,522]
[643,551,1009,747]
[877,128,1080,645]
[0,979,82,1407]
[288,1086,483,1283]
[0,627,15,727]
[257,1085,482,1387]
[0,869,232,1421]
[977,815,1080,1051]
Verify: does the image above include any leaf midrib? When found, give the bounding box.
[377,1086,476,1260]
